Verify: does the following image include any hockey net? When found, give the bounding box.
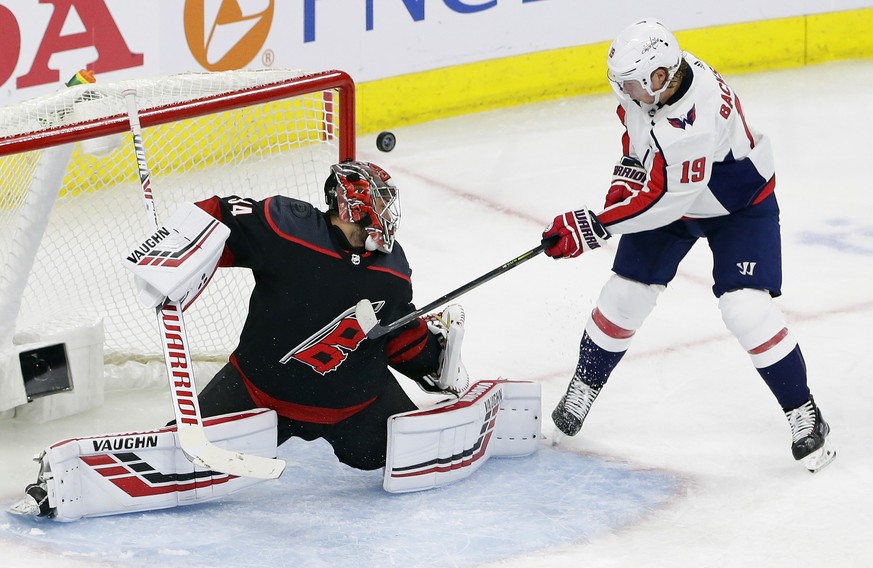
[0,69,355,391]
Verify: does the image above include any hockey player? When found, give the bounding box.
[543,19,835,472]
[12,160,495,520]
[186,160,469,471]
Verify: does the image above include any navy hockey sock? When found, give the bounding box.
[574,332,626,387]
[756,345,812,411]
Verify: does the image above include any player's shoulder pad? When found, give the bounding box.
[265,195,317,226]
[264,196,336,251]
[269,195,314,219]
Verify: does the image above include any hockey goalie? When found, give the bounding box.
[10,160,541,521]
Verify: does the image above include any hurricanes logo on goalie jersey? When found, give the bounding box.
[279,303,380,375]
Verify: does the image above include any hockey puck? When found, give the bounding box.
[376,131,396,152]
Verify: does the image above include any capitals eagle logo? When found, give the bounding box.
[668,104,697,129]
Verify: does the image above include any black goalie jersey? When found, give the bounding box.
[196,195,441,424]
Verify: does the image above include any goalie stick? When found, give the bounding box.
[356,237,557,339]
[122,89,285,480]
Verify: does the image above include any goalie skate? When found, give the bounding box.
[8,452,55,518]
[9,482,54,518]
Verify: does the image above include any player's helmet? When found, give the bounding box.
[606,19,683,102]
[324,160,400,253]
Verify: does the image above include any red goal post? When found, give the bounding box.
[0,69,356,410]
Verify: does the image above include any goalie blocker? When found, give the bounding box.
[10,382,540,520]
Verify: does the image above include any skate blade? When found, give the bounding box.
[549,428,566,447]
[802,437,836,473]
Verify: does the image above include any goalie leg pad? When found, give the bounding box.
[489,380,542,457]
[383,379,541,493]
[38,408,278,521]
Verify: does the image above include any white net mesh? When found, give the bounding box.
[0,69,352,379]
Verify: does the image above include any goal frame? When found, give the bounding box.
[0,69,356,160]
[0,69,357,418]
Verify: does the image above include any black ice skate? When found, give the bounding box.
[785,396,836,473]
[551,377,602,438]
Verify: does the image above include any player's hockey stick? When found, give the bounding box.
[356,237,557,339]
[122,89,285,480]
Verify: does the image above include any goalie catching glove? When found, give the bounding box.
[419,304,470,396]
[542,208,610,259]
[122,203,229,309]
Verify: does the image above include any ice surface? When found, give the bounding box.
[2,60,873,567]
[2,435,680,567]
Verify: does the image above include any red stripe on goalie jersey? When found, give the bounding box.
[387,319,429,364]
[231,354,376,424]
[264,196,343,258]
[597,151,668,228]
[367,263,412,284]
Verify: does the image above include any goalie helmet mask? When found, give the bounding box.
[324,160,400,253]
[606,19,683,104]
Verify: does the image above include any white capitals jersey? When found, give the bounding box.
[598,52,776,235]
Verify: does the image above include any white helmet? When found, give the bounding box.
[606,19,683,102]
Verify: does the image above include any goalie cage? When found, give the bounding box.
[0,69,356,418]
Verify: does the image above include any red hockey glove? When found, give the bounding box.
[604,156,646,208]
[542,209,610,259]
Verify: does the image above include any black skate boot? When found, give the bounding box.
[785,396,836,473]
[551,376,602,438]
